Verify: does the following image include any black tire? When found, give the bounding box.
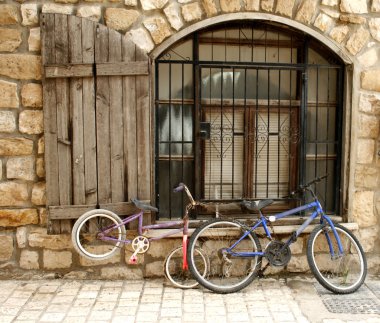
[187,219,262,294]
[307,222,367,294]
[71,209,126,260]
[164,246,208,289]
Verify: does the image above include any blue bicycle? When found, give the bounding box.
[187,175,367,294]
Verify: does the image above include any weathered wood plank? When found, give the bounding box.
[49,201,150,219]
[82,18,97,205]
[96,62,148,76]
[95,24,111,203]
[69,15,86,209]
[41,13,61,234]
[45,64,93,78]
[109,29,125,203]
[136,47,152,225]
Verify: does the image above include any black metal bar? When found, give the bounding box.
[168,62,172,218]
[267,69,270,197]
[220,67,224,197]
[181,62,185,214]
[315,67,319,181]
[155,62,160,220]
[325,67,330,211]
[232,67,235,198]
[255,68,259,197]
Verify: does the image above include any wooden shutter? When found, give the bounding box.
[41,14,151,233]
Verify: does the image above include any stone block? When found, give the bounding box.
[0,111,16,133]
[220,0,241,12]
[76,6,102,22]
[287,237,304,254]
[29,227,71,250]
[38,137,45,154]
[143,16,172,44]
[261,0,275,12]
[104,8,139,32]
[358,48,378,68]
[145,260,164,277]
[126,28,154,53]
[164,4,183,31]
[369,18,380,41]
[367,255,380,273]
[202,0,218,16]
[358,227,378,253]
[31,182,46,205]
[356,139,375,164]
[0,138,33,156]
[42,4,74,15]
[21,83,42,108]
[7,156,35,181]
[314,13,334,33]
[43,250,72,269]
[101,266,143,279]
[39,208,47,226]
[0,28,22,52]
[346,27,370,55]
[0,160,2,181]
[355,165,378,189]
[352,191,376,228]
[321,7,340,18]
[140,0,169,10]
[0,209,38,227]
[36,157,45,178]
[20,250,39,269]
[146,239,181,258]
[0,5,19,25]
[28,27,40,52]
[361,70,380,92]
[0,182,29,207]
[244,0,259,11]
[329,25,349,44]
[287,255,309,272]
[340,0,368,14]
[373,0,380,12]
[21,4,39,26]
[0,235,13,261]
[19,110,44,134]
[16,226,28,248]
[55,0,79,3]
[0,54,42,80]
[358,114,379,138]
[0,80,19,108]
[322,0,338,6]
[79,250,121,266]
[125,0,137,6]
[339,14,366,24]
[276,0,296,17]
[64,271,88,279]
[182,3,203,22]
[295,0,317,24]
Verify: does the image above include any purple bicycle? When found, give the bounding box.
[71,183,208,289]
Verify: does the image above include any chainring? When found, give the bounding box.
[131,236,150,254]
[265,240,291,267]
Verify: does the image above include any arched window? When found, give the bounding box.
[155,21,344,219]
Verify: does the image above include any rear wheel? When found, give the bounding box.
[187,219,262,294]
[307,223,367,294]
[71,209,126,260]
[164,246,208,289]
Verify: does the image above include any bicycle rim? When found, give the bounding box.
[188,220,261,293]
[164,246,207,289]
[75,213,123,259]
[308,224,366,293]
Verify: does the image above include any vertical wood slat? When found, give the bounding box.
[95,24,111,204]
[136,47,152,225]
[41,14,61,234]
[108,29,125,203]
[82,19,97,205]
[69,15,86,208]
[55,14,72,233]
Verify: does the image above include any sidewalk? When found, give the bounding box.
[0,275,379,323]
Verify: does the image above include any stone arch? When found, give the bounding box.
[150,13,354,65]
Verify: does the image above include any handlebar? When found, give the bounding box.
[173,183,185,193]
[286,174,328,198]
[173,183,196,205]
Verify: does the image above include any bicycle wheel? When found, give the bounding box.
[164,246,208,289]
[307,222,367,294]
[188,219,262,294]
[71,209,126,260]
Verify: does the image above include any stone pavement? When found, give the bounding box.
[0,275,379,323]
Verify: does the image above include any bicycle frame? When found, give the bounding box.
[227,199,344,258]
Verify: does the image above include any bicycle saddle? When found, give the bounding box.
[131,198,159,212]
[242,199,274,211]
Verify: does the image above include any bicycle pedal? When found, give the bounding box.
[128,255,138,265]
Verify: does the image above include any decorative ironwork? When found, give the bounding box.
[161,49,190,61]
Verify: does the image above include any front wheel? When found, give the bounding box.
[187,219,262,294]
[307,223,367,294]
[71,209,126,260]
[164,246,208,289]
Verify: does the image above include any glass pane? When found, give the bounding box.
[308,67,337,102]
[158,63,193,100]
[158,38,193,61]
[307,106,337,142]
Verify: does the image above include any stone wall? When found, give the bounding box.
[0,0,379,277]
